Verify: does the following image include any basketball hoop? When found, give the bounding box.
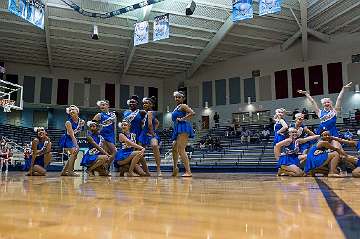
[0,99,16,113]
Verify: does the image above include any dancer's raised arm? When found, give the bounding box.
[297,90,320,116]
[335,82,352,112]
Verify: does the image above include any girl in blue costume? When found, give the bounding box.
[139,96,162,176]
[114,120,146,177]
[123,95,145,142]
[59,105,85,176]
[326,136,360,177]
[80,121,111,176]
[304,131,346,177]
[274,128,318,177]
[290,113,315,154]
[23,144,32,171]
[297,82,352,148]
[123,95,151,176]
[27,127,52,176]
[171,91,195,177]
[93,100,117,171]
[273,108,288,148]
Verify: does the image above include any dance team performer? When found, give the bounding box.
[171,91,195,177]
[27,127,52,176]
[114,120,146,177]
[138,96,162,176]
[80,121,111,176]
[59,105,85,176]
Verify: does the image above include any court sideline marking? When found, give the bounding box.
[315,178,360,239]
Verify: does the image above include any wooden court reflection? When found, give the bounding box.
[0,172,359,239]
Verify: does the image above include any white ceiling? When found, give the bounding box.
[0,0,359,79]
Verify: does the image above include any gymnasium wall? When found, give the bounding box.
[2,62,164,110]
[0,63,165,129]
[168,32,360,128]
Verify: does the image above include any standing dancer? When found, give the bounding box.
[139,96,161,176]
[123,95,150,176]
[114,120,146,177]
[27,127,52,176]
[0,139,10,173]
[304,131,346,177]
[93,100,117,157]
[123,95,144,142]
[171,91,195,177]
[273,108,288,146]
[59,105,84,176]
[297,82,352,147]
[80,121,111,176]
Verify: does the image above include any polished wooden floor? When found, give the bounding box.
[0,172,359,239]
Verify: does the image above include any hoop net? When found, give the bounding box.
[0,99,16,112]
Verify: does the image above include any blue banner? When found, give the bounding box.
[153,13,169,42]
[134,21,149,46]
[259,0,282,16]
[8,0,45,29]
[232,0,253,22]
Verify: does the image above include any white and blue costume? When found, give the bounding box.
[304,143,330,173]
[59,117,83,149]
[24,140,49,170]
[290,122,313,153]
[80,133,103,167]
[316,109,338,137]
[99,112,116,144]
[138,111,160,146]
[273,119,287,146]
[114,133,137,167]
[171,105,194,141]
[123,109,144,142]
[277,141,300,168]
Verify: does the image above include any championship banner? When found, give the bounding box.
[8,0,45,29]
[153,13,170,42]
[134,21,149,46]
[232,0,253,22]
[259,0,282,16]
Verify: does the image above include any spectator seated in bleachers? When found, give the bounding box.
[213,137,223,151]
[260,127,271,142]
[241,129,251,144]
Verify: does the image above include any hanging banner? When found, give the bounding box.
[232,0,253,22]
[259,0,282,16]
[153,13,169,42]
[134,21,149,46]
[8,0,45,29]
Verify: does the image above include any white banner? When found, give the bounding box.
[134,21,149,46]
[259,0,282,16]
[153,13,170,42]
[8,0,45,29]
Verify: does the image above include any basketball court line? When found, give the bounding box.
[315,178,360,239]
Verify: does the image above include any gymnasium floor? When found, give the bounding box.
[0,173,359,239]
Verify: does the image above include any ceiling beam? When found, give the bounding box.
[328,14,360,34]
[314,1,360,30]
[122,5,153,77]
[187,15,233,78]
[280,30,301,51]
[308,0,342,20]
[306,28,331,42]
[44,2,53,71]
[227,33,283,44]
[300,0,308,61]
